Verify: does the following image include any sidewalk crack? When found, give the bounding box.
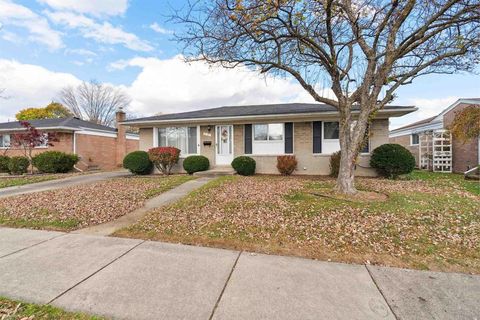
[208,251,242,320]
[0,233,67,259]
[47,240,146,305]
[365,264,399,320]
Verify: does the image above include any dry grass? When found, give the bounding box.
[116,173,480,274]
[0,175,194,231]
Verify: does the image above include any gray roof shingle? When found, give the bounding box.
[0,117,116,132]
[123,103,414,123]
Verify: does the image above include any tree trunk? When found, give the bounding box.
[335,140,357,195]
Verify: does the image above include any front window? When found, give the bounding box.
[324,122,340,139]
[158,127,198,155]
[411,133,419,145]
[0,134,10,148]
[254,123,284,141]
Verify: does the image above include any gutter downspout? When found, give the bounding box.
[73,131,83,172]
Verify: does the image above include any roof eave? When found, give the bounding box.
[120,107,417,126]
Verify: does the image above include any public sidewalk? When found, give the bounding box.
[0,227,478,320]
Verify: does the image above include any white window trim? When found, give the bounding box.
[253,123,285,142]
[410,133,420,146]
[155,126,201,158]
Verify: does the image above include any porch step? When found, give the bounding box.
[193,166,236,177]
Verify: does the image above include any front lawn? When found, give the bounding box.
[0,175,194,231]
[0,296,103,319]
[0,173,81,189]
[116,172,480,274]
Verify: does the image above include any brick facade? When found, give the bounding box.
[140,119,390,176]
[443,103,479,172]
[2,129,138,171]
[389,134,419,166]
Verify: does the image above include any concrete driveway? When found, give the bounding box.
[0,227,478,320]
[0,171,130,198]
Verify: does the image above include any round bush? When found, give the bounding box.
[183,155,209,174]
[123,151,153,175]
[231,156,256,176]
[0,155,10,173]
[329,151,341,178]
[32,151,79,173]
[8,156,29,175]
[370,144,416,179]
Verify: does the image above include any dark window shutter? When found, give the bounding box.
[244,124,252,154]
[313,121,322,154]
[284,122,293,154]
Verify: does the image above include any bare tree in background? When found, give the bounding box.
[173,0,480,194]
[59,80,131,126]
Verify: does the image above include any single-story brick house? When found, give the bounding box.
[0,110,138,171]
[390,98,480,173]
[122,103,416,176]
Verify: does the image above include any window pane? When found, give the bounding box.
[268,123,283,141]
[411,134,419,145]
[158,128,166,147]
[163,127,188,154]
[188,127,197,154]
[324,122,339,139]
[254,124,268,140]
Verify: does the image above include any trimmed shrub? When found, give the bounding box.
[277,155,297,175]
[0,155,10,173]
[183,155,209,174]
[123,151,153,175]
[8,156,29,175]
[370,143,416,179]
[148,147,180,175]
[329,151,341,177]
[231,156,256,176]
[32,151,79,173]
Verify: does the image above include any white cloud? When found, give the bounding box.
[114,56,315,116]
[46,11,153,52]
[150,22,173,35]
[390,96,459,129]
[0,0,63,50]
[0,59,81,122]
[64,48,97,56]
[37,0,128,17]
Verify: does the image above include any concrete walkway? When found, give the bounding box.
[0,171,130,199]
[74,177,212,236]
[0,227,478,320]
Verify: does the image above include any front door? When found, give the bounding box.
[215,125,234,165]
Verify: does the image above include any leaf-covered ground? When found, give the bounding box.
[0,175,194,231]
[0,296,104,319]
[116,172,480,274]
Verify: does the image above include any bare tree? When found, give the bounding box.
[59,80,131,126]
[173,0,480,194]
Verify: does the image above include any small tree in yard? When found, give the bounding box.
[148,147,180,175]
[10,121,58,174]
[173,0,480,194]
[449,105,480,143]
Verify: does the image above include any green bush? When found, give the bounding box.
[123,151,153,175]
[32,151,79,173]
[329,151,341,177]
[8,156,30,175]
[183,155,209,174]
[231,156,256,176]
[370,144,416,179]
[0,155,10,173]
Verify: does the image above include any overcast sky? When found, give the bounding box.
[0,0,479,129]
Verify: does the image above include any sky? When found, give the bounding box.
[0,0,479,129]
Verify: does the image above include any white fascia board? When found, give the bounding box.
[120,107,418,126]
[0,126,76,132]
[389,121,443,138]
[75,130,117,138]
[432,99,480,122]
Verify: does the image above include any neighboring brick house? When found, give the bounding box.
[390,98,480,173]
[121,103,416,176]
[0,110,139,171]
